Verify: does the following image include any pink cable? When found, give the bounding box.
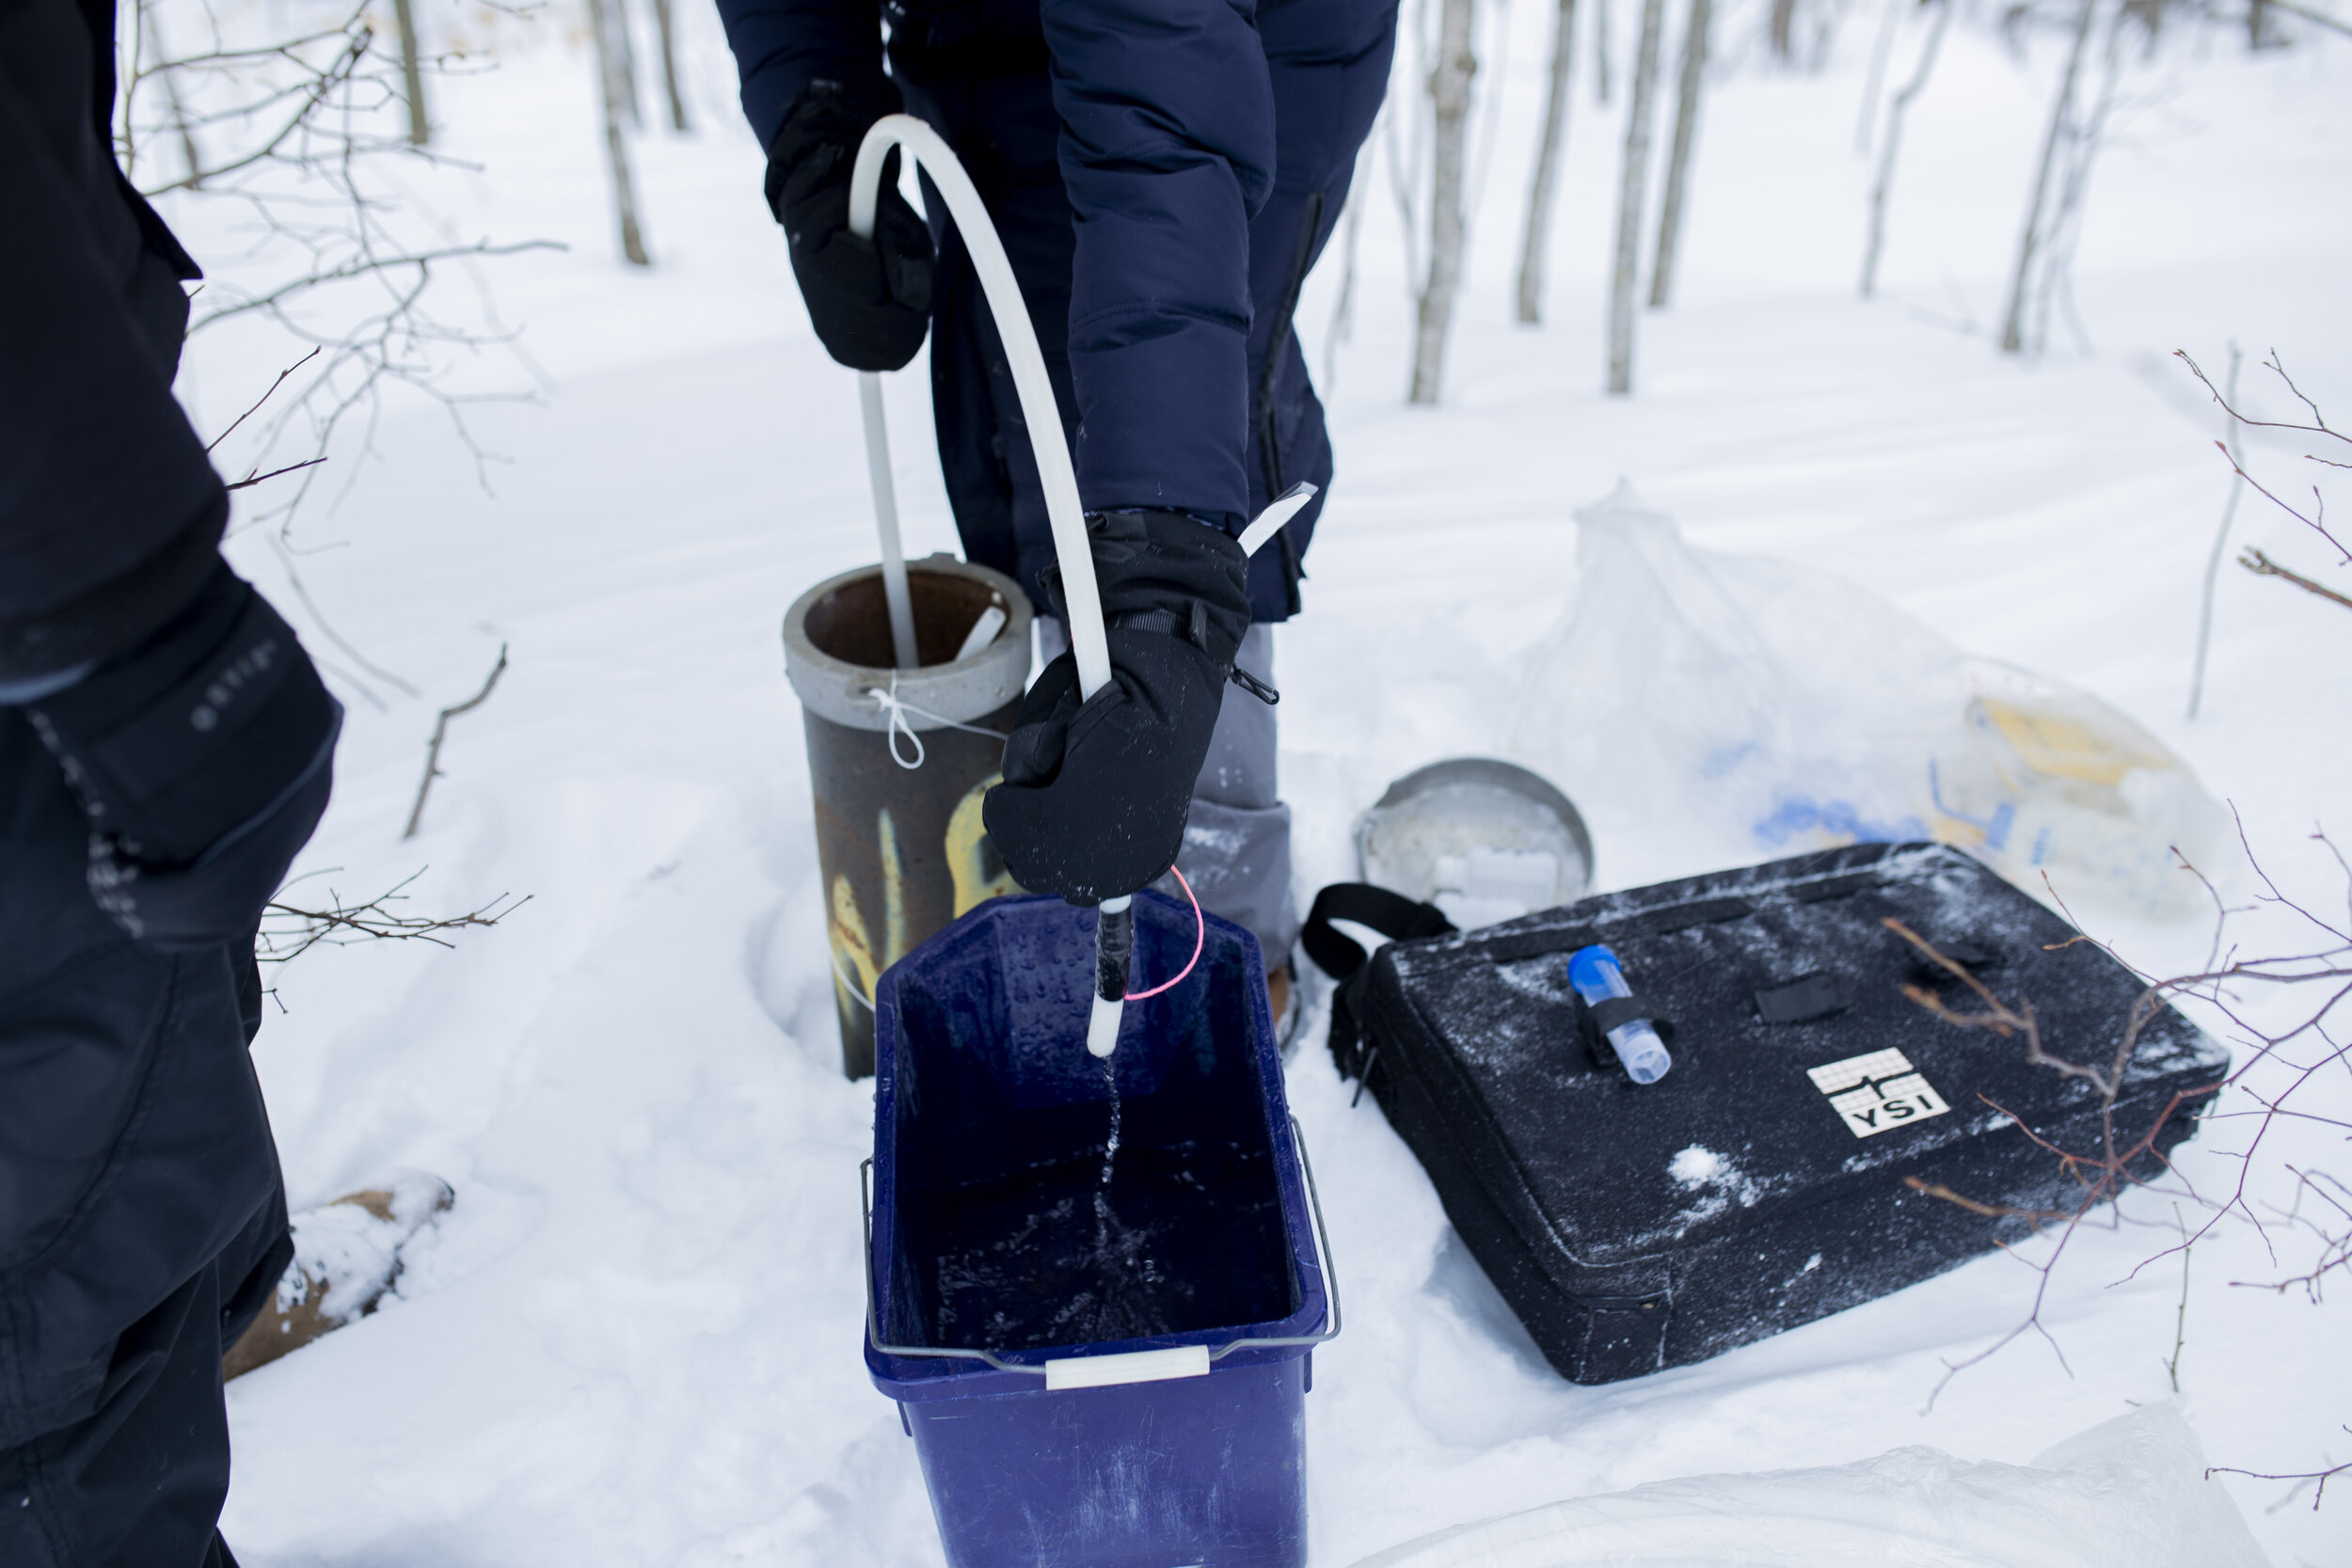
[1124,864,1205,1000]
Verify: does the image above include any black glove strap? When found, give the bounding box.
[1301,881,1458,983]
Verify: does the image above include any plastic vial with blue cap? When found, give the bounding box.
[1566,944,1673,1085]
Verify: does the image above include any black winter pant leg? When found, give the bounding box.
[0,1089,287,1568]
[1,1254,238,1568]
[2,712,292,1566]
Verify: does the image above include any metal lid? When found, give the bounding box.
[1354,757,1596,918]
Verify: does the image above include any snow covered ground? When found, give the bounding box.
[151,1,2352,1562]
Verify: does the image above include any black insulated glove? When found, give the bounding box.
[984,511,1255,903]
[766,80,935,373]
[25,560,341,949]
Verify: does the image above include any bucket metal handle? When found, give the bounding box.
[861,1114,1342,1377]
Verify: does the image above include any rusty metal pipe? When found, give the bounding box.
[785,555,1033,1077]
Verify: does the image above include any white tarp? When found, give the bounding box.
[1511,486,2231,920]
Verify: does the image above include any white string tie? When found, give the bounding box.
[867,671,1010,771]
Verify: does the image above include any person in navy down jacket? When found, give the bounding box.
[1,1,341,1561]
[716,0,1397,1023]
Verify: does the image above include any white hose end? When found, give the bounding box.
[1087,994,1124,1058]
[1237,481,1318,558]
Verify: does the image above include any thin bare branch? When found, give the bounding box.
[2207,1441,2352,1513]
[2176,348,2351,450]
[260,867,528,963]
[207,348,323,454]
[2240,546,2352,612]
[224,455,329,491]
[404,645,511,840]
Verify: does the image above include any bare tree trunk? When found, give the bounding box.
[1855,0,1901,153]
[1595,0,1614,103]
[588,0,651,266]
[650,0,691,132]
[1998,0,2095,355]
[1324,147,1369,391]
[1517,0,1580,324]
[1410,0,1477,404]
[611,0,644,130]
[1647,0,1709,309]
[1770,0,1797,58]
[1860,0,1950,298]
[2032,1,2127,356]
[1605,0,1667,394]
[392,0,431,146]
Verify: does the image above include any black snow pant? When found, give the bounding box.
[0,711,293,1568]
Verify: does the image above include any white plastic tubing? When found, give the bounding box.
[846,115,1112,699]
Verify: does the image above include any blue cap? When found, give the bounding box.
[1566,944,1622,991]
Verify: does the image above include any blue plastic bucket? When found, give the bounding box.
[865,891,1337,1568]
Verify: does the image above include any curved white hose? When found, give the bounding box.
[847,115,1111,701]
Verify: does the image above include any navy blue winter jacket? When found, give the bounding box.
[715,0,1395,618]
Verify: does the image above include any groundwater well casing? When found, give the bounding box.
[784,555,1032,1078]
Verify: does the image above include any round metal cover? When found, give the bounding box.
[1354,757,1595,927]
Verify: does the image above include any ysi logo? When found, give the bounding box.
[1806,1048,1952,1139]
[189,637,280,732]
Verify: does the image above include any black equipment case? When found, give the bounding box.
[1304,842,2229,1385]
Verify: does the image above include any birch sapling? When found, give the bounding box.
[1860,0,1952,298]
[1999,0,2096,355]
[1410,0,1478,404]
[1517,0,1580,324]
[588,0,651,265]
[1648,0,1710,310]
[392,0,430,145]
[1606,0,1667,394]
[651,0,691,132]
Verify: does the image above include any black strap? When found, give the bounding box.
[1753,972,1852,1024]
[1301,882,1457,983]
[1586,995,1665,1037]
[1575,992,1676,1074]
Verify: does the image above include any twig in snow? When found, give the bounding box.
[2188,342,2246,720]
[2164,1203,2190,1392]
[1883,815,2352,1402]
[2206,1441,2352,1513]
[2176,348,2352,466]
[259,868,528,963]
[2240,547,2352,612]
[403,644,510,840]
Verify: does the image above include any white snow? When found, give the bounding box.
[147,2,2352,1564]
[1667,1146,1727,1193]
[1352,1402,2267,1568]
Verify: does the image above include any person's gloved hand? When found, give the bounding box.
[765,79,935,372]
[984,511,1256,902]
[24,560,341,949]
